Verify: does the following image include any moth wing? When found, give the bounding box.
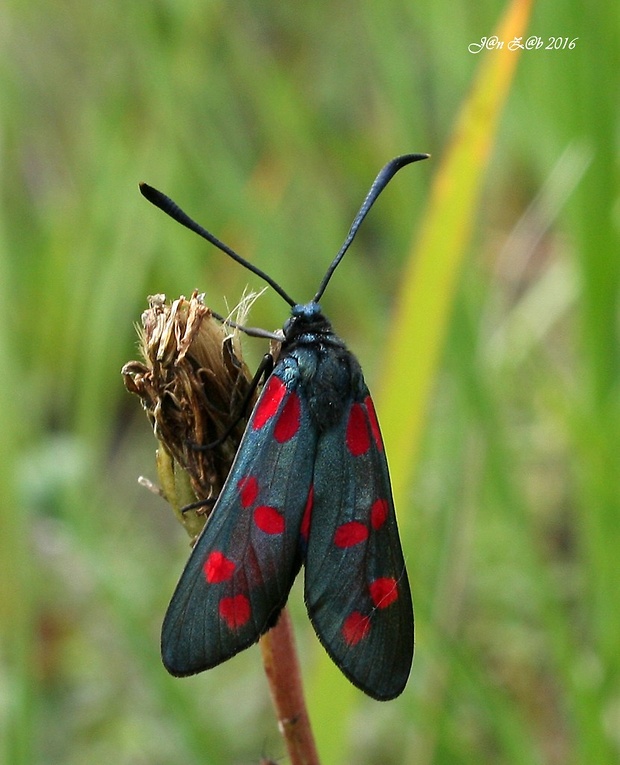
[304,391,414,700]
[162,368,316,676]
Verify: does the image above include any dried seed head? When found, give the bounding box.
[122,290,256,535]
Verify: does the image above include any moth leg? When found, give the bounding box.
[190,353,274,452]
[180,495,217,514]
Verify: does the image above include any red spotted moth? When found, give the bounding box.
[140,153,428,700]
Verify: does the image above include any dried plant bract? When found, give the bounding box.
[122,290,257,537]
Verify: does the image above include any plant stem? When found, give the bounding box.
[260,609,321,765]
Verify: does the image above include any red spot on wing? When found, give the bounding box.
[253,376,287,430]
[342,611,371,646]
[300,485,314,541]
[369,577,398,608]
[364,395,384,452]
[204,551,236,583]
[334,521,368,548]
[370,498,389,530]
[254,505,285,534]
[239,476,259,508]
[346,403,371,456]
[274,391,301,442]
[219,594,251,629]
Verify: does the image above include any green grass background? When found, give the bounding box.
[1,0,618,763]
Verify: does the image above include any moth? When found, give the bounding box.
[140,152,428,700]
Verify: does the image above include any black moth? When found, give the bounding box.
[140,152,428,700]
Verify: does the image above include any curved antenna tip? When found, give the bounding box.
[139,182,297,306]
[313,152,430,302]
[397,152,430,162]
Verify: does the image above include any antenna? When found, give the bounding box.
[312,153,429,303]
[140,152,428,309]
[139,183,297,307]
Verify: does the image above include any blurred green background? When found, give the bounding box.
[1,0,618,763]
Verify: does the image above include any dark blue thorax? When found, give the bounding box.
[280,302,365,430]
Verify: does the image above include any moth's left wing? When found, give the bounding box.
[161,368,317,676]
